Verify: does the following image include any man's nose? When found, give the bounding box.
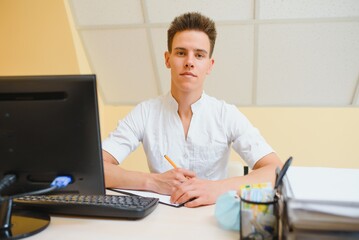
[184,55,194,69]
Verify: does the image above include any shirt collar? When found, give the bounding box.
[165,91,206,113]
[165,92,179,110]
[191,91,206,113]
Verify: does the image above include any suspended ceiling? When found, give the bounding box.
[68,0,359,106]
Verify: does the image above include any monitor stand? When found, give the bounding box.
[1,198,50,239]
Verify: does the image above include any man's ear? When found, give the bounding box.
[164,51,171,68]
[206,58,215,75]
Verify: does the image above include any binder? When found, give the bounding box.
[282,167,359,239]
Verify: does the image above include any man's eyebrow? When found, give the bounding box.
[194,49,208,54]
[174,47,186,51]
[173,47,208,54]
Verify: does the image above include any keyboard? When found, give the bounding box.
[13,194,159,219]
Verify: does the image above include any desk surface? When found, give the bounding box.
[26,194,239,240]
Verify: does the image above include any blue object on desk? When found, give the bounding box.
[215,191,240,231]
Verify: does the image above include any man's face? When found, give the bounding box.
[165,30,214,95]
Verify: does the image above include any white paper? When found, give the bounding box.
[289,201,359,218]
[111,189,182,207]
[285,166,359,218]
[286,166,359,202]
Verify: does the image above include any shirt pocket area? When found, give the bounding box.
[195,140,229,180]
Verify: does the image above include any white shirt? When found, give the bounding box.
[102,92,274,180]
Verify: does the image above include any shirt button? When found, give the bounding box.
[183,153,188,158]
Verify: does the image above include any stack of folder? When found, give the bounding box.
[282,166,359,239]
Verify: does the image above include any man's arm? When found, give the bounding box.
[102,150,196,195]
[170,152,282,207]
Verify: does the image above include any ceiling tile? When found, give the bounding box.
[205,25,254,105]
[145,0,253,23]
[258,0,359,20]
[69,0,143,27]
[257,22,359,106]
[80,29,158,104]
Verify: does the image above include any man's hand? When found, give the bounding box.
[151,168,196,195]
[168,153,283,208]
[170,178,224,208]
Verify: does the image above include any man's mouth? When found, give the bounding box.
[180,72,197,77]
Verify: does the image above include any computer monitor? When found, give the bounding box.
[0,74,105,239]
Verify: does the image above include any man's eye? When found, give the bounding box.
[176,51,185,56]
[196,54,204,59]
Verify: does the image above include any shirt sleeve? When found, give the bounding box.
[102,102,147,164]
[225,104,274,169]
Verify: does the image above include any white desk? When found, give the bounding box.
[26,195,239,240]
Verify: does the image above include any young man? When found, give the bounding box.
[102,12,282,208]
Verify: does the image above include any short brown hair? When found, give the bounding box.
[167,12,217,57]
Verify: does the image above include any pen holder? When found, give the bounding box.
[240,197,279,240]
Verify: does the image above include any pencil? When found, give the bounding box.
[164,155,178,168]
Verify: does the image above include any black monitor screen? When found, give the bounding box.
[0,74,105,196]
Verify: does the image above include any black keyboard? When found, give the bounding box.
[13,194,159,219]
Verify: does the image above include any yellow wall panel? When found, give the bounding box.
[0,0,79,75]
